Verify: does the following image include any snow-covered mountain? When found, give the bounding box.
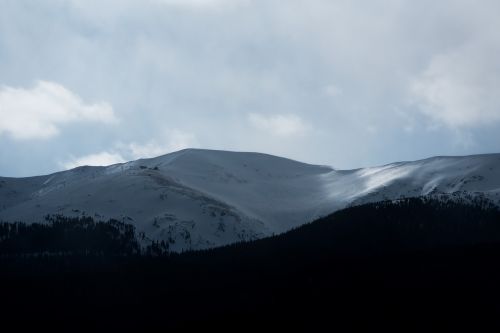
[1,149,499,252]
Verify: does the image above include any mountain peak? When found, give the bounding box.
[1,151,499,252]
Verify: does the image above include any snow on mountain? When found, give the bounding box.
[1,149,499,252]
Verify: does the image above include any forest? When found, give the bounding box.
[1,197,500,330]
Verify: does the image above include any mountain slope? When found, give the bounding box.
[1,149,500,251]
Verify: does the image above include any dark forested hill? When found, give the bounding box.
[1,198,500,330]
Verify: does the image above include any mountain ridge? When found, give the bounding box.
[1,149,500,251]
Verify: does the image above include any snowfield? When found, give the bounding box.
[1,149,499,252]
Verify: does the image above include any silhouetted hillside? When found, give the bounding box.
[1,198,500,330]
[0,215,140,255]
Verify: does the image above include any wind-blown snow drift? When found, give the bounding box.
[1,149,499,251]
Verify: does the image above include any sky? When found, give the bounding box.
[1,0,500,177]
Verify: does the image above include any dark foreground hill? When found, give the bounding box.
[1,197,500,330]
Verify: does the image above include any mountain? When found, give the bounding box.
[1,149,500,251]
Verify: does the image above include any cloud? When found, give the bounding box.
[324,84,343,97]
[248,113,309,137]
[3,1,500,176]
[153,0,249,8]
[411,39,500,129]
[127,129,200,159]
[62,152,126,169]
[57,129,196,169]
[0,81,117,140]
[60,129,199,170]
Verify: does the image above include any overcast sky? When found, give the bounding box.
[1,0,499,176]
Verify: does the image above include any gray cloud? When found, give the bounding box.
[0,0,499,176]
[411,37,500,128]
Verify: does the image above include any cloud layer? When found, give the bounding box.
[1,0,500,176]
